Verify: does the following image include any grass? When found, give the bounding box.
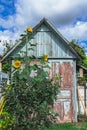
[44,123,79,130]
[80,124,87,130]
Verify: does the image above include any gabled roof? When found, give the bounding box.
[1,18,82,62]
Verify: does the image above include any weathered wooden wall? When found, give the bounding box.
[16,23,76,59]
[48,60,75,122]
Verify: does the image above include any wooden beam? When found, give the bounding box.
[78,88,87,115]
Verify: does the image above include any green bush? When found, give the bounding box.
[0,111,14,130]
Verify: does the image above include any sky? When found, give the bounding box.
[0,0,87,54]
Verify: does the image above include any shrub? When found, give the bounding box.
[0,111,14,130]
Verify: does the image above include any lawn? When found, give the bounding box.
[44,123,83,130]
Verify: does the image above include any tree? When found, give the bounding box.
[2,27,59,130]
[2,40,14,55]
[70,39,86,59]
[83,56,87,68]
[2,40,20,76]
[70,39,87,68]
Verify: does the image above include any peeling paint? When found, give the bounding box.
[49,61,74,123]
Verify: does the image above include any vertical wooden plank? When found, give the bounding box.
[79,68,83,77]
[84,85,86,109]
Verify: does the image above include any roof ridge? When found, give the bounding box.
[1,18,82,62]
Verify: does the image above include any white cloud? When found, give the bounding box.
[59,21,87,41]
[1,0,87,27]
[0,0,87,45]
[0,16,15,29]
[0,30,20,42]
[14,0,87,26]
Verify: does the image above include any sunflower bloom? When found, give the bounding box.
[44,54,48,61]
[27,27,33,33]
[13,60,21,69]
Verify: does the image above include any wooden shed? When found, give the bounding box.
[1,18,81,123]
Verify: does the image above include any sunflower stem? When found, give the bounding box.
[26,34,28,57]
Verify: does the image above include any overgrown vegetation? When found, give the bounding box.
[0,111,14,130]
[70,39,87,68]
[70,39,87,84]
[1,27,59,130]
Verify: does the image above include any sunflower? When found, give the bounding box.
[27,27,33,33]
[43,54,48,61]
[13,60,21,69]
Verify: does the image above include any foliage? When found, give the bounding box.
[2,59,11,73]
[70,40,87,83]
[70,39,87,83]
[2,27,59,130]
[2,40,20,74]
[0,111,14,130]
[70,40,87,68]
[77,76,86,85]
[83,56,87,68]
[2,40,14,55]
[70,39,86,59]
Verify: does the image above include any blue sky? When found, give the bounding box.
[0,0,87,54]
